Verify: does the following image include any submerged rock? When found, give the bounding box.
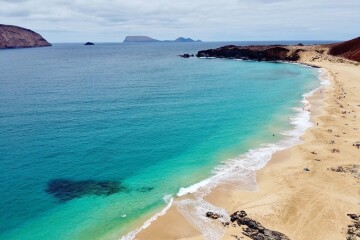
[45,179,126,202]
[137,186,154,192]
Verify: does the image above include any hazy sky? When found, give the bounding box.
[1,0,359,42]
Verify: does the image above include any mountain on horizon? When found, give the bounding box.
[123,36,202,43]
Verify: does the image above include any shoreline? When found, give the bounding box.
[121,63,325,240]
[121,47,360,239]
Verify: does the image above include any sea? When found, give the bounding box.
[0,41,330,240]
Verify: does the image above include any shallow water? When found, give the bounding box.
[0,42,321,239]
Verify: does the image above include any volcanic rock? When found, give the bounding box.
[197,45,300,62]
[0,24,51,49]
[329,36,360,62]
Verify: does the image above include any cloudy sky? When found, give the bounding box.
[1,0,359,42]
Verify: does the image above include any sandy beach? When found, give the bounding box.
[133,46,360,240]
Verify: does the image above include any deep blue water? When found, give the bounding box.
[0,42,321,239]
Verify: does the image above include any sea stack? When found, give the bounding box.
[0,24,51,49]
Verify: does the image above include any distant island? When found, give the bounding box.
[123,36,202,43]
[84,42,95,45]
[0,24,51,49]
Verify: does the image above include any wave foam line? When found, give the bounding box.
[177,67,330,197]
[120,195,173,240]
[176,198,230,240]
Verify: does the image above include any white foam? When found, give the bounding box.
[318,68,331,86]
[120,195,173,240]
[176,198,230,240]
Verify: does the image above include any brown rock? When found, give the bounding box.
[0,24,51,49]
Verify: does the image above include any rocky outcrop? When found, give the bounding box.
[195,38,360,63]
[197,45,301,62]
[230,210,290,240]
[346,214,360,240]
[328,36,360,62]
[0,24,51,49]
[206,210,290,240]
[84,42,95,45]
[328,164,359,179]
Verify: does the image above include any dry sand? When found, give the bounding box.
[133,47,360,240]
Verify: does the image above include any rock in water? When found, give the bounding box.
[0,24,51,49]
[206,211,222,219]
[84,42,95,45]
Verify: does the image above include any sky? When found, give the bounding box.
[0,0,359,42]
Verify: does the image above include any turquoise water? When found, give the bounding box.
[0,42,320,240]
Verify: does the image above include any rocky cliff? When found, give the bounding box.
[197,45,301,61]
[328,36,360,62]
[0,24,51,49]
[196,38,360,63]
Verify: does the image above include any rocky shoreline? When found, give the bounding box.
[179,37,359,64]
[206,210,290,240]
[196,45,303,62]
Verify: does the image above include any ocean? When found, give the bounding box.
[0,42,324,240]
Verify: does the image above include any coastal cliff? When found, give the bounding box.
[0,24,51,49]
[196,37,360,63]
[329,37,360,62]
[197,45,302,61]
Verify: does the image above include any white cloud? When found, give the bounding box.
[0,0,359,42]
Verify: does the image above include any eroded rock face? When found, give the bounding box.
[45,179,126,202]
[230,211,291,240]
[207,210,290,240]
[347,213,360,240]
[0,24,51,49]
[329,36,360,62]
[197,45,300,62]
